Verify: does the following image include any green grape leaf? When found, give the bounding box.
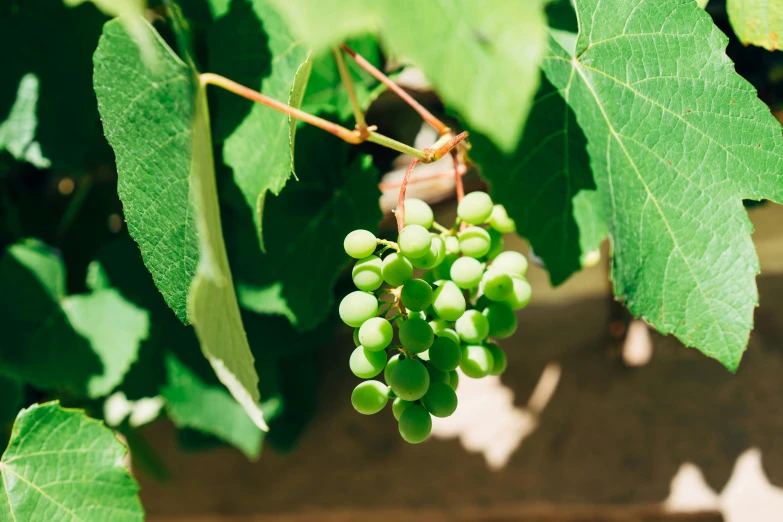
[271,0,549,152]
[0,74,49,168]
[0,402,143,522]
[0,240,148,397]
[94,19,268,430]
[727,0,783,51]
[542,0,783,370]
[471,75,607,285]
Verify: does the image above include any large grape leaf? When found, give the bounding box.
[727,0,783,51]
[271,0,549,152]
[94,19,268,429]
[0,402,143,522]
[542,0,783,370]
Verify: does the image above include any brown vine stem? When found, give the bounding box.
[452,150,464,202]
[396,157,420,233]
[340,43,451,136]
[378,163,466,190]
[331,46,368,137]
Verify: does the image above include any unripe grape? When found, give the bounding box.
[401,279,432,312]
[399,316,434,353]
[432,251,458,281]
[384,353,401,384]
[392,398,413,421]
[381,253,413,287]
[458,226,491,258]
[491,251,529,278]
[389,358,430,401]
[505,277,532,310]
[349,346,387,379]
[359,317,393,351]
[487,343,508,375]
[437,328,461,347]
[339,291,378,327]
[398,404,432,444]
[483,302,517,339]
[402,198,434,229]
[422,382,458,418]
[429,336,461,371]
[351,380,388,415]
[352,255,383,291]
[482,270,513,301]
[487,228,504,260]
[429,319,448,335]
[448,370,459,390]
[410,235,445,269]
[444,235,460,254]
[455,309,489,343]
[426,362,450,385]
[450,257,483,289]
[432,280,466,321]
[460,344,494,378]
[398,225,432,259]
[457,191,493,225]
[489,204,516,233]
[344,229,377,259]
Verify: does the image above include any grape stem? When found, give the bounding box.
[378,163,466,191]
[331,46,368,137]
[376,238,399,251]
[431,221,451,235]
[396,157,420,233]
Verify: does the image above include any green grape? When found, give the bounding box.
[491,251,529,278]
[432,251,458,281]
[448,370,459,390]
[489,204,516,233]
[410,235,445,269]
[339,291,379,327]
[444,235,460,255]
[460,344,494,378]
[351,380,389,415]
[458,226,491,258]
[392,398,413,421]
[505,276,532,310]
[389,358,430,400]
[400,278,433,311]
[398,404,432,444]
[418,349,430,361]
[483,302,517,339]
[402,198,434,229]
[399,316,434,353]
[359,317,393,351]
[384,353,400,384]
[344,229,377,259]
[381,253,413,287]
[486,228,504,260]
[426,362,450,384]
[429,336,461,371]
[450,257,483,289]
[429,319,448,335]
[482,270,513,301]
[432,280,466,321]
[456,309,489,343]
[352,255,384,291]
[422,382,458,418]
[437,328,461,347]
[349,346,387,379]
[457,191,493,225]
[398,224,432,259]
[353,328,361,347]
[487,342,507,375]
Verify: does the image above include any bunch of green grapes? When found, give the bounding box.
[341,191,532,444]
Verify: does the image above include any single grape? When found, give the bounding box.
[339,291,379,327]
[349,346,387,379]
[384,353,400,384]
[458,226,491,258]
[359,317,393,351]
[455,309,490,343]
[487,228,504,260]
[491,251,529,278]
[399,316,434,353]
[489,204,516,233]
[483,302,517,339]
[402,198,434,229]
[401,279,433,312]
[432,280,466,321]
[450,257,484,289]
[487,343,508,375]
[410,235,445,269]
[429,319,448,335]
[426,362,450,385]
[482,270,513,301]
[398,404,432,444]
[448,370,460,390]
[444,235,460,255]
[352,255,383,291]
[381,253,413,287]
[398,225,432,259]
[422,382,458,418]
[344,229,377,259]
[351,380,388,415]
[392,398,413,421]
[353,328,361,347]
[389,358,430,401]
[437,328,461,347]
[429,336,461,372]
[505,276,532,310]
[460,344,494,378]
[457,191,493,225]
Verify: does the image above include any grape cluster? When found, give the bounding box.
[341,191,532,444]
